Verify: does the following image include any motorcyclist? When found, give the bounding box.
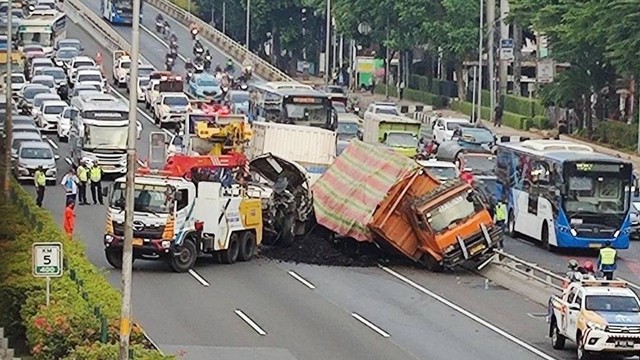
[242,57,253,78]
[566,259,583,282]
[156,14,163,23]
[578,261,596,280]
[224,59,234,73]
[165,53,174,71]
[163,20,170,35]
[170,32,178,44]
[190,23,199,39]
[193,56,204,73]
[185,58,194,72]
[203,50,212,71]
[155,14,164,32]
[193,40,204,55]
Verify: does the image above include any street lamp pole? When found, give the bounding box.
[476,0,484,123]
[245,0,250,49]
[222,1,226,34]
[119,0,142,357]
[324,0,331,85]
[3,0,13,197]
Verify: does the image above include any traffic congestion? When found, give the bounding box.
[3,0,640,359]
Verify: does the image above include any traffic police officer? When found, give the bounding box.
[89,162,104,205]
[76,159,90,205]
[494,198,507,230]
[33,165,47,207]
[598,241,617,280]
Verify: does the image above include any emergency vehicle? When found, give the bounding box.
[103,152,263,272]
[151,75,190,127]
[549,279,640,359]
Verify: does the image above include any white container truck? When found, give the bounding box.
[247,121,337,185]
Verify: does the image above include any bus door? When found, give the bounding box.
[523,160,556,243]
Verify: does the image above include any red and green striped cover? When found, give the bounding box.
[311,140,420,242]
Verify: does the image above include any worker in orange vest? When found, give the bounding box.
[63,201,76,238]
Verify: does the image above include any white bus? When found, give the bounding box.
[69,93,131,175]
[17,10,67,56]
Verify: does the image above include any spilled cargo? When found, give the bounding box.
[312,140,500,270]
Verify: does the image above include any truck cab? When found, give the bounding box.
[103,164,263,273]
[549,280,640,360]
[362,113,421,157]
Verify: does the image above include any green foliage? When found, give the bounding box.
[0,183,171,359]
[374,85,448,108]
[63,343,171,360]
[428,0,479,63]
[450,101,530,130]
[575,120,638,152]
[502,94,545,118]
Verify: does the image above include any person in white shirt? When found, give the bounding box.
[60,168,79,206]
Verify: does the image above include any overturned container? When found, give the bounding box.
[313,140,500,271]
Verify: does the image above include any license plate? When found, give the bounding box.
[589,243,602,248]
[102,165,116,170]
[133,238,143,246]
[615,341,634,347]
[470,244,486,255]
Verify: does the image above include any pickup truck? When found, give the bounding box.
[152,92,191,128]
[548,279,640,360]
[112,50,137,88]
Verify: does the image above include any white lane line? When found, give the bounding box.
[65,157,73,166]
[188,269,210,287]
[380,266,560,360]
[162,128,173,136]
[287,270,316,289]
[140,26,188,63]
[351,313,391,338]
[108,85,156,125]
[234,310,267,336]
[46,137,59,150]
[136,158,145,166]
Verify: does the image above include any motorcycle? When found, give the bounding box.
[242,66,252,80]
[204,55,212,71]
[193,60,204,73]
[163,25,171,39]
[170,47,178,59]
[186,69,194,82]
[165,57,174,71]
[193,44,204,57]
[191,28,199,40]
[155,19,164,33]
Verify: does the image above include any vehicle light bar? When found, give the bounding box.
[581,280,627,288]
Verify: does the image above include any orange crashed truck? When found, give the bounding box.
[312,140,500,271]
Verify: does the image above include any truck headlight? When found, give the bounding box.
[161,240,171,249]
[105,234,114,242]
[587,321,606,331]
[570,228,577,236]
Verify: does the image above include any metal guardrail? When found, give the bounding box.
[489,249,567,294]
[145,0,293,82]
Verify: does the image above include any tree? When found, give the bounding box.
[598,0,640,78]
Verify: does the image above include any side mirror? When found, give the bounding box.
[54,154,60,160]
[568,303,580,311]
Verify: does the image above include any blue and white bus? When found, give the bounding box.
[101,0,143,25]
[496,139,634,250]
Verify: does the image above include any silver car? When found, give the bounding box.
[11,132,44,161]
[13,141,57,182]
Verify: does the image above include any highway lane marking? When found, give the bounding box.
[65,157,73,166]
[380,266,560,360]
[287,270,316,289]
[188,269,210,287]
[351,313,391,338]
[136,159,145,166]
[46,137,59,150]
[234,309,267,336]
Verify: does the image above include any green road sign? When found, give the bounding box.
[32,242,63,277]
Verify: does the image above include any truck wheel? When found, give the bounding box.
[169,239,197,273]
[239,231,256,262]
[112,76,117,85]
[105,248,124,269]
[418,254,442,272]
[577,335,591,360]
[507,210,516,237]
[145,101,150,110]
[550,320,565,350]
[278,217,296,247]
[541,224,552,251]
[220,233,240,264]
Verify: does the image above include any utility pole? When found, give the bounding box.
[487,0,496,123]
[476,0,484,123]
[385,16,390,98]
[498,0,509,96]
[245,0,250,49]
[4,0,13,197]
[324,0,331,85]
[120,0,141,357]
[222,2,226,34]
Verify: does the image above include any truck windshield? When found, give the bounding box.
[110,183,171,213]
[84,125,128,149]
[426,192,483,233]
[386,132,418,148]
[585,295,640,312]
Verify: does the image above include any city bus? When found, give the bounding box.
[496,139,634,250]
[16,10,66,56]
[101,0,143,25]
[250,82,335,130]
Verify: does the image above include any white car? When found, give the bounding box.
[68,56,97,84]
[75,69,107,92]
[30,93,61,118]
[2,73,26,92]
[38,66,68,89]
[126,64,155,88]
[432,117,471,144]
[130,77,150,102]
[57,106,76,142]
[30,75,57,94]
[144,79,160,109]
[363,102,400,122]
[416,159,460,181]
[29,58,54,80]
[36,100,67,132]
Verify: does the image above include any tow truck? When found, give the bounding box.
[548,279,640,359]
[103,151,264,272]
[152,75,190,128]
[112,50,136,88]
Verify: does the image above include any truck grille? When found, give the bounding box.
[112,221,165,239]
[92,152,126,170]
[607,325,640,334]
[442,224,501,268]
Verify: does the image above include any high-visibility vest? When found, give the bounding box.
[34,170,46,186]
[495,203,507,221]
[77,166,88,182]
[90,167,102,182]
[599,248,617,265]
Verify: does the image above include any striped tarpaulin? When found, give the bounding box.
[311,140,420,242]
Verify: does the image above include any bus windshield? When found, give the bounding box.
[114,0,133,11]
[83,125,128,150]
[110,182,171,213]
[565,176,628,214]
[19,32,54,47]
[284,103,326,123]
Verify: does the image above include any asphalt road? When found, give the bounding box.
[17,8,583,360]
